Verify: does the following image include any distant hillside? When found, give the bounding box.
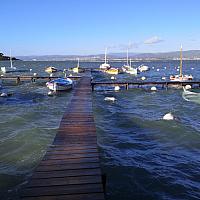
[17,50,200,61]
[0,52,19,61]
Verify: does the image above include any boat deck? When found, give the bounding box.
[20,75,105,200]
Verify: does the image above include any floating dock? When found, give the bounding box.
[21,75,105,200]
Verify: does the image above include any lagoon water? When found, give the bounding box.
[0,60,200,199]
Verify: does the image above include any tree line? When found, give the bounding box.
[0,52,18,61]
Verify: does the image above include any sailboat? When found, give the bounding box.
[122,48,137,75]
[100,48,111,70]
[72,58,84,73]
[170,45,193,81]
[0,50,17,73]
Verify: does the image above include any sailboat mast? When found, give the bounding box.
[105,48,107,64]
[130,58,132,67]
[10,49,13,68]
[77,58,79,68]
[180,45,183,77]
[126,48,129,65]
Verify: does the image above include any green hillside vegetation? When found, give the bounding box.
[0,52,18,61]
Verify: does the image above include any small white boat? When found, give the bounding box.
[122,58,137,75]
[138,64,149,72]
[46,78,73,91]
[100,48,111,70]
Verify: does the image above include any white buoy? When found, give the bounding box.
[177,69,179,71]
[111,76,116,80]
[152,67,154,69]
[30,69,32,71]
[33,73,37,76]
[114,86,120,91]
[161,77,166,80]
[164,67,167,69]
[191,67,194,70]
[185,85,192,90]
[104,97,116,101]
[151,86,157,91]
[141,76,146,80]
[0,92,8,97]
[48,91,54,96]
[162,112,174,120]
[157,69,160,71]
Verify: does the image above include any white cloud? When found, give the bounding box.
[144,36,164,44]
[108,42,140,50]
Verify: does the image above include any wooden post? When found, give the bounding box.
[102,174,107,194]
[126,83,129,90]
[16,77,20,84]
[91,83,94,91]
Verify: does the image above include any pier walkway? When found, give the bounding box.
[21,75,105,200]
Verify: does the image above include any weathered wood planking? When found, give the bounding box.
[21,75,105,200]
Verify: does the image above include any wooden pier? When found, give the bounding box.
[0,75,81,84]
[91,80,200,90]
[21,75,105,200]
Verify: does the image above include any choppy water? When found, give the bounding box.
[0,60,200,199]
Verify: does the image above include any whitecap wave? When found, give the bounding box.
[182,89,200,104]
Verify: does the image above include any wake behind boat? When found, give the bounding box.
[182,86,200,104]
[46,78,73,91]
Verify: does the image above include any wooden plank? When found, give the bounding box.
[26,175,102,187]
[21,183,103,197]
[46,148,98,154]
[43,153,99,160]
[32,168,102,179]
[36,162,100,172]
[21,193,104,200]
[40,157,99,166]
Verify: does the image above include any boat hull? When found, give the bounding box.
[47,83,72,91]
[46,78,73,91]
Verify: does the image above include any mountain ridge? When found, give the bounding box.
[16,50,200,61]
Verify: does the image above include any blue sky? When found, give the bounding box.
[1,0,200,55]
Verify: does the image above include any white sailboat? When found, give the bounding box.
[72,58,84,73]
[170,45,193,81]
[122,48,137,75]
[100,48,111,70]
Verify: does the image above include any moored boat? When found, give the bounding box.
[170,45,193,81]
[170,74,193,81]
[46,78,73,91]
[72,58,85,73]
[100,48,111,71]
[105,67,119,75]
[122,57,137,75]
[45,66,58,73]
[138,64,149,72]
